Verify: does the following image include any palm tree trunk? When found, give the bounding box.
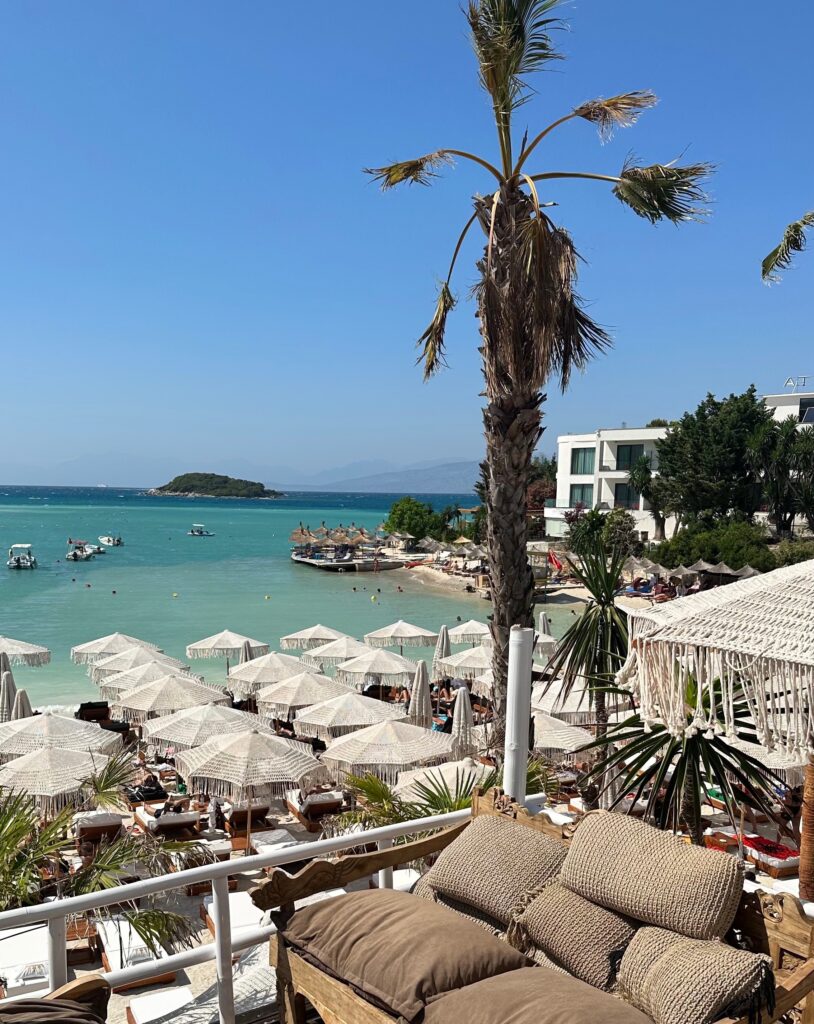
[653,513,666,542]
[680,768,703,845]
[799,759,814,900]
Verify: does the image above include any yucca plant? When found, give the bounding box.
[367,0,710,746]
[762,211,814,281]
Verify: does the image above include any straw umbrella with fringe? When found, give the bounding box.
[533,711,593,761]
[335,649,415,693]
[114,674,229,725]
[70,633,160,665]
[90,648,188,683]
[472,669,494,701]
[142,703,274,756]
[10,689,33,721]
[450,688,476,758]
[0,672,17,724]
[321,720,455,785]
[0,711,122,763]
[0,748,110,816]
[302,637,369,670]
[0,636,51,667]
[256,672,353,722]
[447,620,490,646]
[438,645,492,681]
[395,756,489,802]
[98,661,204,701]
[431,626,451,684]
[293,692,407,743]
[407,661,433,729]
[364,620,438,656]
[279,625,349,652]
[186,630,269,673]
[226,651,303,700]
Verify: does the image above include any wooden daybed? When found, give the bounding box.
[251,790,814,1024]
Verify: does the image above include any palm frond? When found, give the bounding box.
[123,908,197,955]
[417,282,456,380]
[83,750,136,812]
[573,91,658,140]
[762,211,814,282]
[613,159,712,224]
[555,293,612,389]
[364,152,453,190]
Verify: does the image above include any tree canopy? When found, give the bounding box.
[383,496,454,541]
[155,473,281,498]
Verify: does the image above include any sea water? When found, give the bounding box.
[0,487,571,707]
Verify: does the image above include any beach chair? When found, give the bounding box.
[0,923,51,999]
[134,803,201,836]
[71,809,126,847]
[96,915,178,992]
[223,799,270,836]
[284,788,345,833]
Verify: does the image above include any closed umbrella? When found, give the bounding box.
[335,649,415,691]
[0,671,17,724]
[407,661,433,729]
[279,625,349,652]
[450,688,476,758]
[98,661,204,701]
[0,748,109,816]
[0,711,121,763]
[0,636,51,667]
[302,637,369,670]
[321,720,455,784]
[293,693,407,742]
[90,647,188,684]
[10,689,33,720]
[431,626,451,684]
[364,620,439,655]
[142,704,273,755]
[186,630,269,671]
[438,645,492,681]
[238,640,254,665]
[256,672,352,721]
[227,651,303,699]
[71,633,159,665]
[395,757,489,802]
[448,620,491,646]
[538,612,553,637]
[114,674,230,724]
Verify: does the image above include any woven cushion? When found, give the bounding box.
[425,815,567,926]
[560,811,744,939]
[278,889,528,1023]
[422,966,652,1024]
[617,926,774,1024]
[511,882,636,990]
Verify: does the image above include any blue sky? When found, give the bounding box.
[0,1,811,484]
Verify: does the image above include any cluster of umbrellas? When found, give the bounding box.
[625,557,761,580]
[289,522,381,548]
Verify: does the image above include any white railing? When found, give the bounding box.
[0,797,547,1024]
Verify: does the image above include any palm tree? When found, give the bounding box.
[762,212,814,281]
[628,455,670,541]
[366,0,710,746]
[747,418,800,537]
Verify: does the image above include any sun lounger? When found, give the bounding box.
[71,809,126,846]
[134,802,201,835]
[125,984,194,1024]
[285,787,345,832]
[199,887,347,943]
[223,799,270,835]
[96,915,177,991]
[0,923,50,999]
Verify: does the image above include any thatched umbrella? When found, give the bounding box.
[256,672,352,722]
[0,671,17,724]
[186,630,269,671]
[447,620,490,646]
[302,637,369,670]
[293,693,407,742]
[364,620,438,655]
[321,720,455,784]
[431,626,451,684]
[0,636,51,667]
[98,661,204,701]
[450,688,476,758]
[142,703,272,755]
[395,757,489,802]
[407,661,433,729]
[0,748,110,816]
[70,633,159,665]
[90,647,188,684]
[687,559,715,573]
[335,649,415,692]
[0,711,121,763]
[10,690,33,721]
[279,625,349,652]
[226,651,303,700]
[735,564,761,579]
[114,674,230,724]
[438,645,492,681]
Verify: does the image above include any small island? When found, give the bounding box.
[149,473,282,499]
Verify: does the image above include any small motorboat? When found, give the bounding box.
[66,540,94,562]
[187,523,214,537]
[99,535,124,547]
[7,544,37,569]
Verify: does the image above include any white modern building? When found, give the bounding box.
[544,426,673,542]
[763,385,814,425]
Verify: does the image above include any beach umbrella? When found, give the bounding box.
[0,653,11,679]
[293,692,407,742]
[533,711,593,756]
[334,649,415,691]
[364,620,439,654]
[538,612,553,637]
[289,526,311,544]
[256,672,353,722]
[394,757,490,803]
[687,559,715,573]
[142,703,273,755]
[0,636,51,667]
[452,536,470,546]
[0,711,121,763]
[226,651,303,699]
[70,633,159,665]
[708,561,737,576]
[431,626,451,683]
[0,672,17,724]
[10,689,33,721]
[186,630,269,669]
[238,640,255,665]
[531,679,611,726]
[450,688,476,758]
[321,720,455,784]
[472,669,494,701]
[97,661,204,700]
[302,637,370,670]
[90,647,188,683]
[407,661,433,729]
[279,625,349,652]
[0,748,110,816]
[113,674,230,724]
[448,620,490,646]
[735,564,761,578]
[438,645,492,681]
[668,565,695,578]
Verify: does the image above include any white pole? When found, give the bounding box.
[47,916,68,991]
[503,625,535,806]
[377,837,394,890]
[211,875,236,1024]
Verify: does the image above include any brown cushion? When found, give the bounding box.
[425,814,567,925]
[0,1000,104,1024]
[422,966,653,1024]
[279,889,529,1022]
[510,881,636,990]
[560,811,744,939]
[617,926,774,1024]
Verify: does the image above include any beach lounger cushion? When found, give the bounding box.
[424,814,566,926]
[0,999,106,1024]
[617,926,774,1024]
[71,810,124,829]
[422,967,652,1024]
[560,811,744,940]
[278,889,528,1023]
[509,881,637,990]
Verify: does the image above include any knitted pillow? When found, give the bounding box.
[425,815,566,926]
[560,811,744,939]
[509,881,637,990]
[617,926,774,1024]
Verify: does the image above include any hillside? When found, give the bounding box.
[152,473,282,498]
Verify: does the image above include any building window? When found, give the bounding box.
[570,484,594,507]
[616,443,644,471]
[570,447,595,475]
[614,482,639,509]
[800,398,814,424]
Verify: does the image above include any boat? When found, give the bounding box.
[187,524,214,537]
[99,535,124,547]
[73,539,105,554]
[66,540,94,562]
[7,544,37,569]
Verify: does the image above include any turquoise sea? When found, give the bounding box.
[0,487,571,708]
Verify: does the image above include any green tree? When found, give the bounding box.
[628,454,671,541]
[793,428,814,533]
[747,417,800,537]
[384,496,445,540]
[645,418,670,428]
[774,539,814,566]
[762,212,814,281]
[528,453,557,485]
[656,388,771,524]
[601,507,638,557]
[366,0,709,746]
[564,506,604,556]
[652,520,775,572]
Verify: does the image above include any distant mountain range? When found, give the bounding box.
[311,461,481,494]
